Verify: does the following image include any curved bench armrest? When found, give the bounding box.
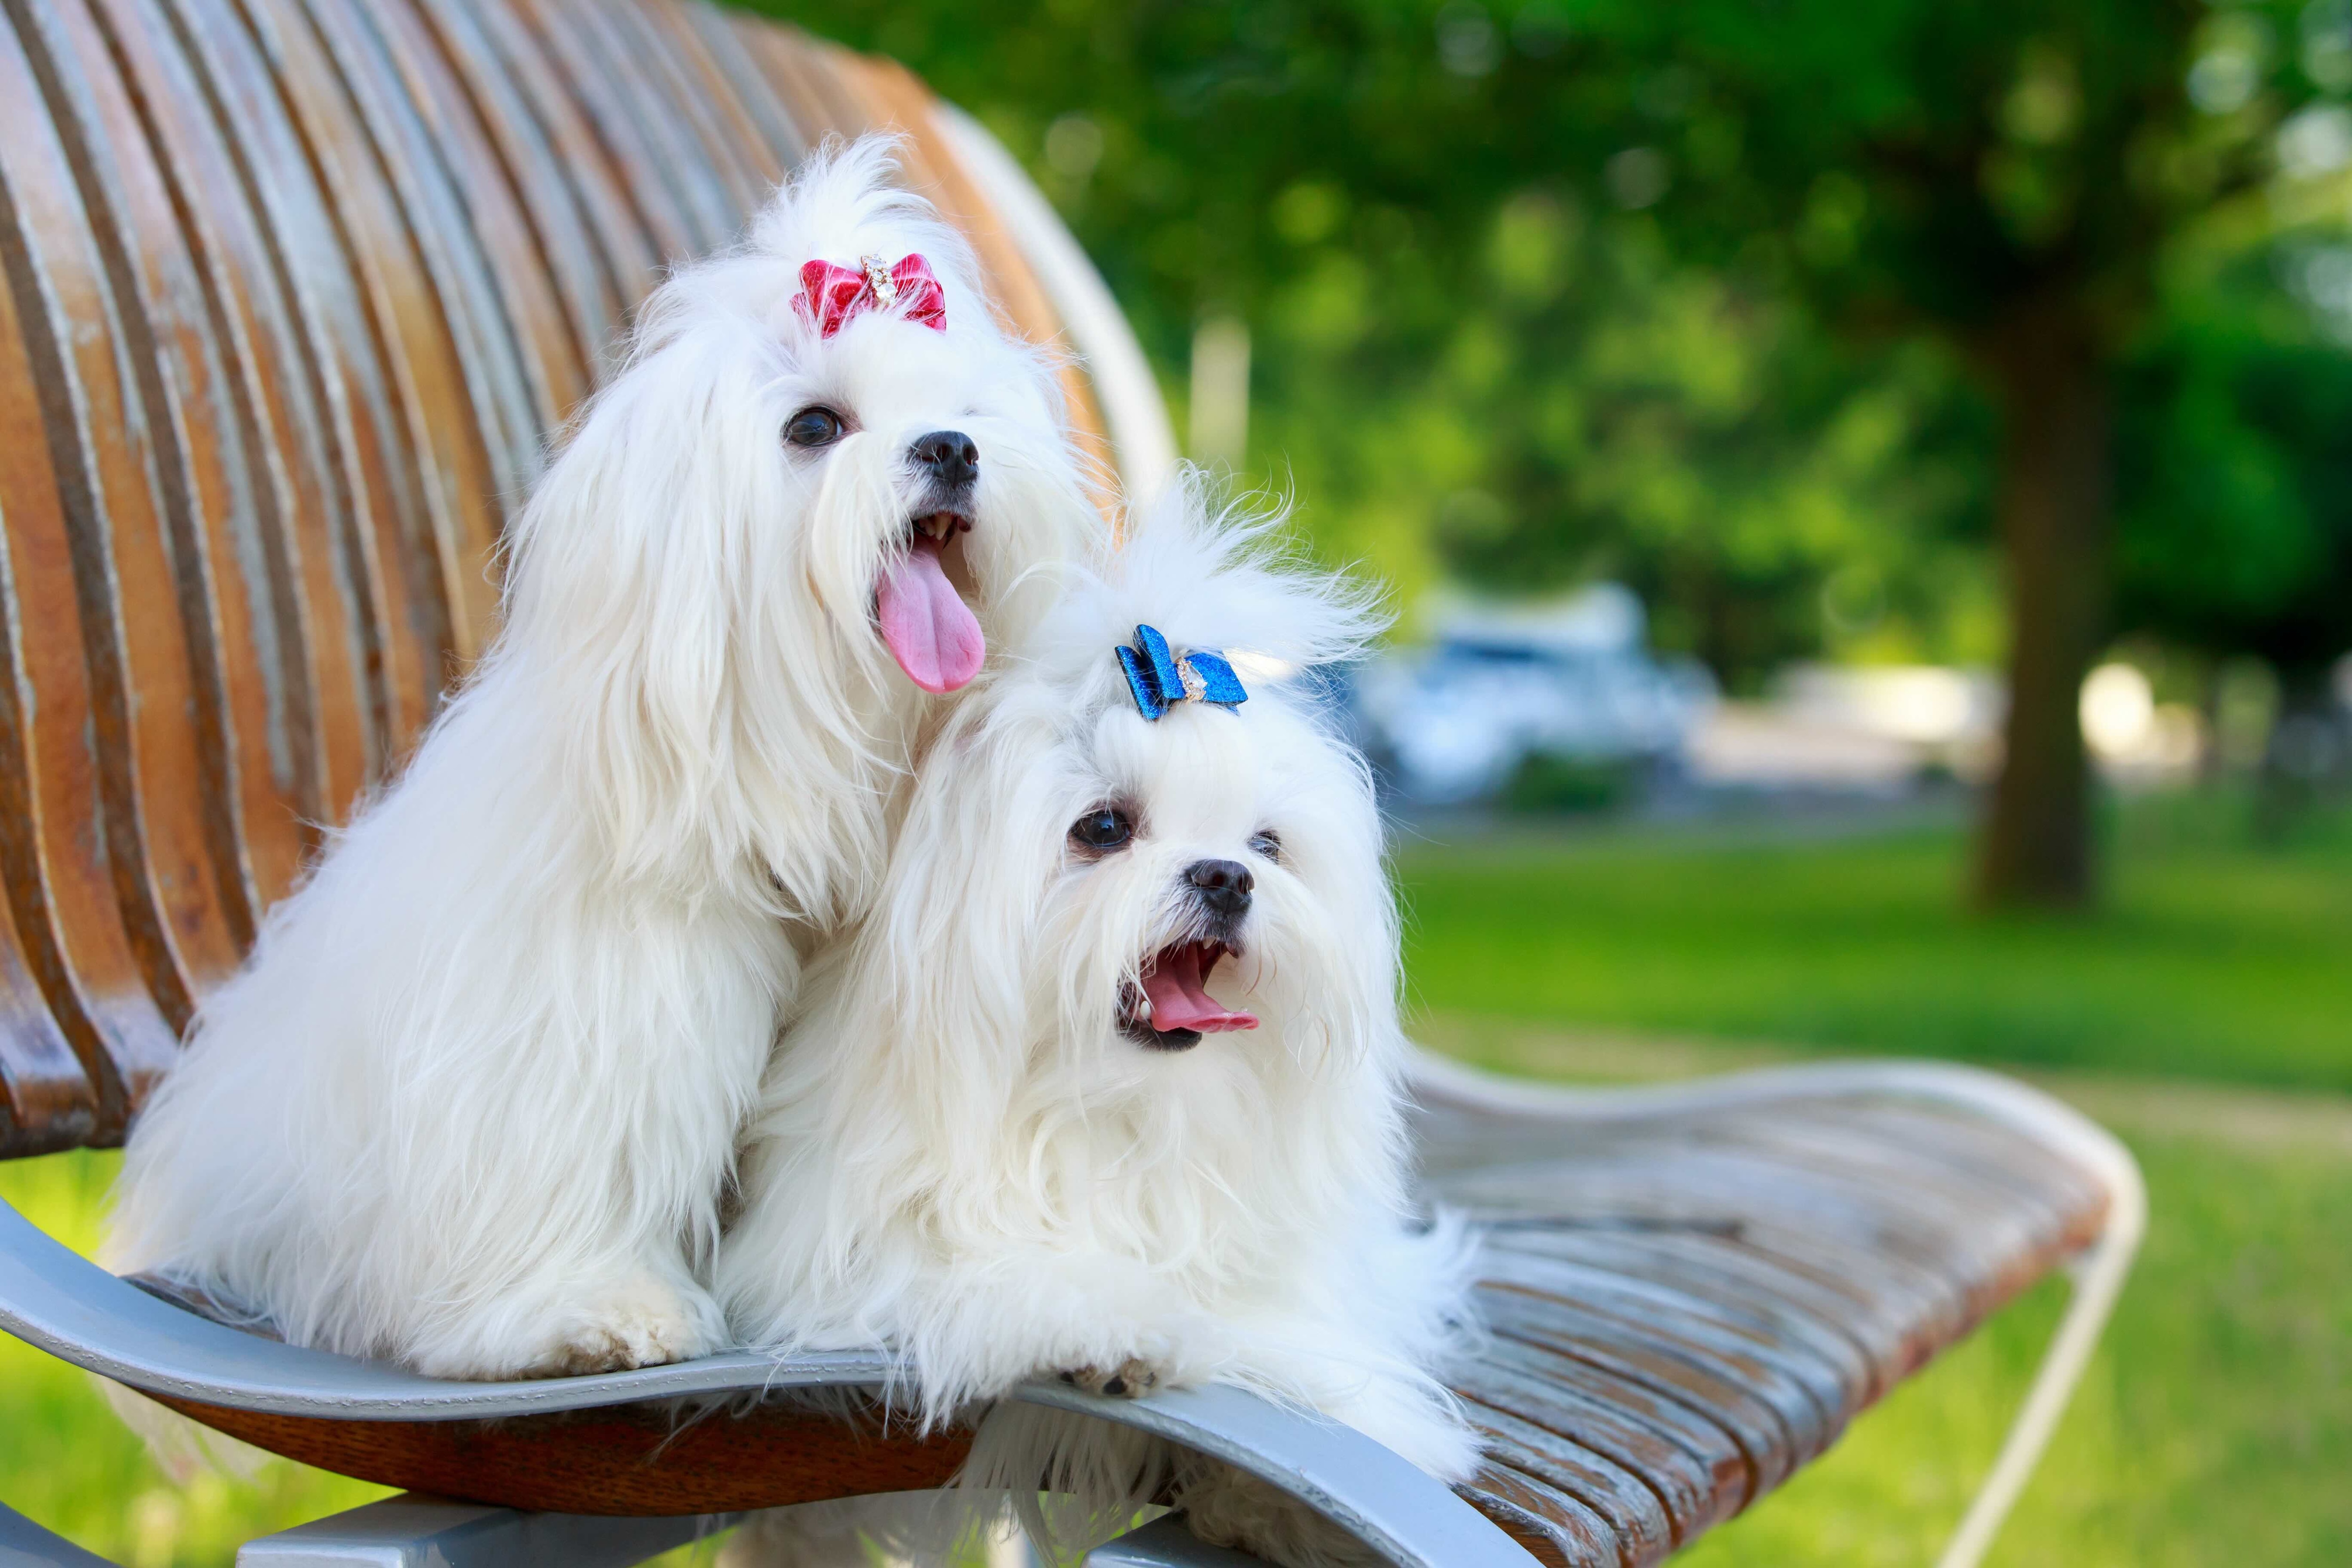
[1087,1515,1264,1565]
[0,1196,888,1419]
[3,1200,1531,1566]
[1013,1383,1538,1568]
[3,1501,120,1568]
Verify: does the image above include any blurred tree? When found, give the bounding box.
[764,0,2342,903]
[2114,254,2352,823]
[1540,0,2331,905]
[1267,207,1998,689]
[2116,265,2352,681]
[763,2,2002,665]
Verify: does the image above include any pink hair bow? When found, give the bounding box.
[796,253,947,338]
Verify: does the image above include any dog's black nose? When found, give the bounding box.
[1186,859,1254,918]
[910,429,978,487]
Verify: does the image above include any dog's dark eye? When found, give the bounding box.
[784,406,846,448]
[1248,829,1281,861]
[1069,806,1135,853]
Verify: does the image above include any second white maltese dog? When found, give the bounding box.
[717,490,1480,1566]
[105,137,1099,1379]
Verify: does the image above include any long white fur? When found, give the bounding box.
[716,482,1482,1566]
[104,137,1100,1379]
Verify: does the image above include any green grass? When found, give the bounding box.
[1398,796,2352,1090]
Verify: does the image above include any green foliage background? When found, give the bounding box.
[750,0,2352,693]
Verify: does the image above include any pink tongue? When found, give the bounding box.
[876,535,985,693]
[1141,945,1258,1033]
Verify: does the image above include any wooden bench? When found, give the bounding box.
[0,0,2142,1563]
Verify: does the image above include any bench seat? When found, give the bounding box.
[1,1052,2132,1566]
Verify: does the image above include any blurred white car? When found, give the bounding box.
[1352,583,1716,804]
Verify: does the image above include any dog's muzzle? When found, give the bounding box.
[908,430,978,539]
[1118,936,1258,1051]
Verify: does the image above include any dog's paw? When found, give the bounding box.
[537,1275,715,1377]
[1057,1357,1162,1400]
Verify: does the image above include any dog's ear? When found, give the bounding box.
[846,702,1072,1121]
[498,329,805,888]
[957,404,1101,649]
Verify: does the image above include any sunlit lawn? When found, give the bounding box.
[1398,793,2352,1090]
[3,793,2345,1564]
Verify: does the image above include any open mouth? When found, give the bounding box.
[1117,940,1258,1052]
[911,509,971,543]
[874,509,981,693]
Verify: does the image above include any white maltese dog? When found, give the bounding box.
[715,486,1481,1567]
[105,136,1099,1379]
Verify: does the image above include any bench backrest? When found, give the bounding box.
[0,0,1116,1157]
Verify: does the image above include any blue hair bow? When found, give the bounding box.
[1116,624,1248,720]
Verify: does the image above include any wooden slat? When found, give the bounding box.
[597,0,774,211]
[451,0,660,318]
[0,496,101,1153]
[1463,1403,1674,1566]
[0,24,176,1144]
[1454,1343,1738,1543]
[353,0,588,428]
[503,0,693,271]
[1494,1229,1902,1401]
[82,0,330,912]
[176,0,417,766]
[402,0,613,376]
[528,0,731,256]
[1449,1147,2011,1329]
[140,0,377,815]
[0,0,241,1054]
[1687,1122,2088,1325]
[1459,1460,1620,1568]
[1474,1283,1812,1483]
[689,2,810,172]
[1748,1106,2110,1285]
[14,0,260,997]
[739,18,874,154]
[1481,1334,1748,1526]
[1476,1243,1867,1420]
[32,0,276,944]
[1466,1162,1982,1369]
[0,894,91,1155]
[283,0,530,683]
